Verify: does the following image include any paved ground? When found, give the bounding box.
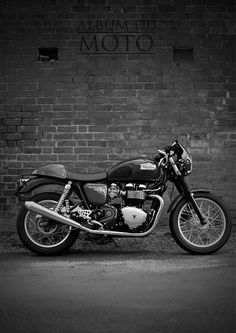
[0,227,235,333]
[1,224,236,253]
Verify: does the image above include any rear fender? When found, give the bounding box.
[167,189,210,214]
[16,177,79,201]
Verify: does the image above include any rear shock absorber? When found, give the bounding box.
[54,181,72,213]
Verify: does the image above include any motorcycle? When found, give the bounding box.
[15,140,232,255]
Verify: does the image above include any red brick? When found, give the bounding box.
[57,140,77,147]
[22,133,41,140]
[88,140,107,147]
[57,97,77,104]
[74,147,93,154]
[37,97,55,104]
[17,155,37,161]
[53,133,73,140]
[53,147,73,154]
[57,126,77,133]
[57,154,78,161]
[53,105,72,111]
[52,119,72,125]
[17,126,36,133]
[3,133,22,140]
[37,155,57,162]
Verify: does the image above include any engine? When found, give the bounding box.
[103,183,148,231]
[80,182,149,232]
[108,183,146,206]
[121,206,147,230]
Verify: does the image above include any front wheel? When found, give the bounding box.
[16,192,79,255]
[169,192,232,254]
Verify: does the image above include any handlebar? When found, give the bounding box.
[160,141,182,156]
[156,149,168,167]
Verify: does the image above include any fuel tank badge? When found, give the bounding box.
[140,162,156,170]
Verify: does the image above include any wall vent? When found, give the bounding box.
[38,48,58,62]
[173,47,193,63]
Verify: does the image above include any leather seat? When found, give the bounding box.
[66,170,107,182]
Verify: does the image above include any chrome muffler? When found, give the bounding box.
[25,201,89,230]
[25,195,164,237]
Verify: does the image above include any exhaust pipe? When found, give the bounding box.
[25,201,97,232]
[25,196,164,237]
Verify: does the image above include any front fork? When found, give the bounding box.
[175,177,207,225]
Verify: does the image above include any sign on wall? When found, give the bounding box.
[76,19,156,54]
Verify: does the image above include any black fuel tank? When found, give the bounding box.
[107,158,164,183]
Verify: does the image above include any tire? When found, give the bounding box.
[169,192,232,254]
[16,192,79,255]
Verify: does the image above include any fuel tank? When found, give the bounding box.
[107,158,164,183]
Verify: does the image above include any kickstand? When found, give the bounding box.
[112,238,119,248]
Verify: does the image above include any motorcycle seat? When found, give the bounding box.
[32,164,108,182]
[66,170,107,182]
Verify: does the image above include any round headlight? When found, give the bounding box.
[185,157,192,174]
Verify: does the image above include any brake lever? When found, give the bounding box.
[157,150,168,167]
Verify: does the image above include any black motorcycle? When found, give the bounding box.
[15,140,231,255]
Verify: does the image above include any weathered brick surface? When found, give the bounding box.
[0,0,236,228]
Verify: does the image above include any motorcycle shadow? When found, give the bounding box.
[68,248,188,259]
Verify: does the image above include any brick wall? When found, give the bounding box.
[0,0,235,228]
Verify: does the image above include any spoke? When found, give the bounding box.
[202,230,217,243]
[32,233,46,243]
[29,217,37,225]
[182,226,199,235]
[196,233,205,245]
[196,200,219,219]
[207,209,220,221]
[44,235,57,245]
[208,214,222,225]
[191,229,200,243]
[198,201,203,210]
[208,222,223,230]
[206,204,212,218]
[47,236,56,245]
[207,226,222,238]
[27,227,69,245]
[180,221,192,229]
[43,237,52,245]
[51,231,67,236]
[188,208,196,220]
[191,231,201,245]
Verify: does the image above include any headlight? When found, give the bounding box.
[181,150,192,174]
[175,141,192,175]
[171,140,193,175]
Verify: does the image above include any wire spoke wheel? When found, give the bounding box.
[170,192,231,254]
[25,199,71,248]
[17,192,79,255]
[178,199,226,247]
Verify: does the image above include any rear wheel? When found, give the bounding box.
[16,192,79,255]
[169,192,232,254]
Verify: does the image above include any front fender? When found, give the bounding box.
[167,189,210,214]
